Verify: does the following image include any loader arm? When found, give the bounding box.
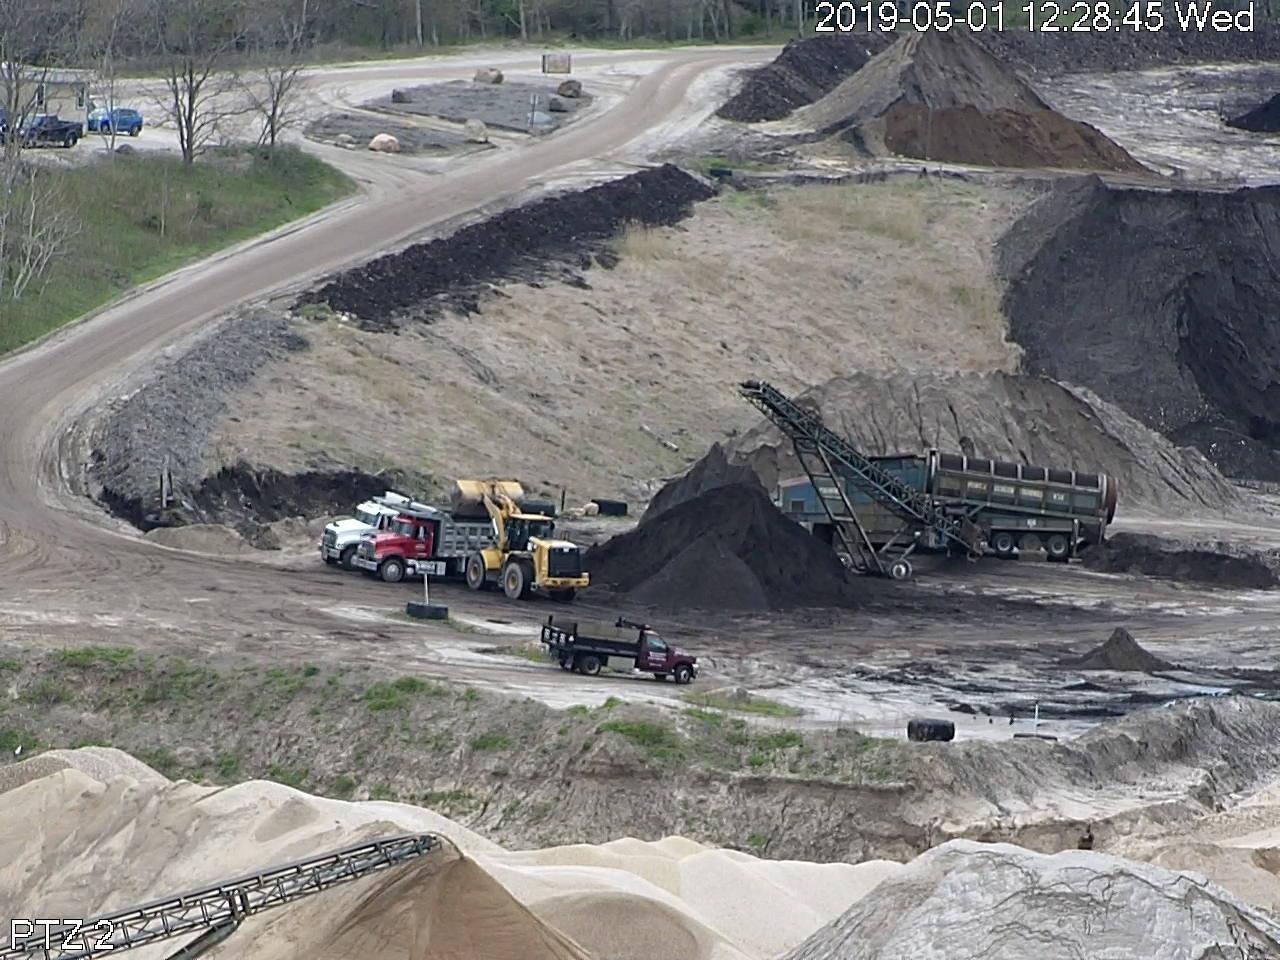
[478,486,520,553]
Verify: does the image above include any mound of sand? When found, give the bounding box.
[0,757,899,960]
[1062,628,1176,672]
[643,443,762,522]
[143,523,255,555]
[1227,93,1280,133]
[716,33,896,123]
[796,31,1143,172]
[722,371,1242,517]
[584,483,861,611]
[779,839,1280,960]
[1082,533,1279,590]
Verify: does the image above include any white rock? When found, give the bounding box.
[367,133,401,153]
[474,67,503,84]
[463,119,489,144]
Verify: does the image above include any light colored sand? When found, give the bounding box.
[0,753,902,960]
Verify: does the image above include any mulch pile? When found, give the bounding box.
[585,482,862,612]
[1062,627,1175,672]
[716,33,895,123]
[1227,93,1280,133]
[1081,533,1278,590]
[300,164,717,328]
[642,442,761,522]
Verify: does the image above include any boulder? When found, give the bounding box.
[556,78,583,98]
[367,133,401,153]
[474,67,504,84]
[114,143,135,155]
[390,88,411,103]
[462,118,490,143]
[334,133,355,147]
[548,96,568,113]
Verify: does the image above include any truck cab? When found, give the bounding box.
[635,628,693,677]
[320,499,401,570]
[354,514,442,583]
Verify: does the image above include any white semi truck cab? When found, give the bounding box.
[320,492,419,570]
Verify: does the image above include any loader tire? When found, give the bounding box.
[502,559,534,600]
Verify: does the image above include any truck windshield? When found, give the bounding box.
[355,508,379,525]
[391,519,415,536]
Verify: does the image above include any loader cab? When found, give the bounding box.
[506,513,555,551]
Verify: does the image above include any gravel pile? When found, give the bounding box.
[1081,533,1279,590]
[300,164,717,328]
[999,177,1280,482]
[641,442,761,522]
[1227,93,1280,133]
[1062,627,1176,672]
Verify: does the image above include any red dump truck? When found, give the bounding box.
[540,615,698,683]
[353,503,495,583]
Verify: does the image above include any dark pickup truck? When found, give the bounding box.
[541,615,698,684]
[21,115,82,148]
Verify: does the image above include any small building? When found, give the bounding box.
[0,65,93,124]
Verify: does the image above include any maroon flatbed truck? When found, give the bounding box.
[540,615,698,683]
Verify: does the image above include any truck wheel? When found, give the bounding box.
[551,588,576,603]
[577,654,601,676]
[889,559,912,581]
[379,558,405,583]
[465,554,488,591]
[502,560,533,600]
[674,664,693,685]
[1046,534,1071,563]
[339,546,359,571]
[991,531,1016,558]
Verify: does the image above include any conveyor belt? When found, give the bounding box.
[1,833,442,960]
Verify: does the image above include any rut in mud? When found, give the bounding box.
[999,178,1280,482]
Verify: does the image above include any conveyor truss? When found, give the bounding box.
[740,379,986,579]
[0,834,442,960]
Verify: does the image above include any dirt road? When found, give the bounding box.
[0,49,773,635]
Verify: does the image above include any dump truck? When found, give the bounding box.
[456,479,589,602]
[353,502,495,583]
[320,492,422,570]
[540,615,698,683]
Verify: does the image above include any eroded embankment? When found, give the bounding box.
[999,178,1280,482]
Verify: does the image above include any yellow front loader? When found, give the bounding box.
[455,479,589,602]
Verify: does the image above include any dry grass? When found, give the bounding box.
[213,178,1030,504]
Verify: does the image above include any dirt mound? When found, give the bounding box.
[723,371,1242,516]
[999,179,1280,482]
[642,442,762,522]
[779,839,1280,960]
[799,31,1142,172]
[301,165,717,328]
[879,102,1144,171]
[1227,93,1280,133]
[584,482,861,611]
[974,27,1280,76]
[225,844,593,960]
[1081,533,1279,590]
[1063,628,1176,672]
[716,33,895,123]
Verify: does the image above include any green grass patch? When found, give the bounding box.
[362,675,448,711]
[58,645,133,668]
[682,691,802,718]
[0,657,20,671]
[20,681,71,705]
[470,732,513,751]
[267,764,309,789]
[0,146,354,354]
[0,728,38,754]
[598,719,683,758]
[135,665,222,704]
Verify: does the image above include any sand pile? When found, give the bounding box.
[643,443,762,522]
[1062,627,1176,673]
[1082,533,1279,590]
[0,756,900,960]
[722,371,1243,516]
[1226,93,1280,133]
[796,31,1143,172]
[584,483,862,612]
[716,34,895,123]
[779,839,1280,960]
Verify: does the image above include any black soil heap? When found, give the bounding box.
[642,442,762,523]
[716,33,895,123]
[1063,628,1175,672]
[1227,93,1280,133]
[999,178,1280,482]
[1081,533,1278,590]
[585,482,861,612]
[301,164,717,327]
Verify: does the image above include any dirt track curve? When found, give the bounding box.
[0,48,773,641]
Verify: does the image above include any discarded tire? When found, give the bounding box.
[590,498,628,517]
[708,166,733,179]
[907,718,955,742]
[524,499,557,518]
[405,601,449,620]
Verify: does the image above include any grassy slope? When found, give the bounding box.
[0,146,354,354]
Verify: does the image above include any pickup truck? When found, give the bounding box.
[540,615,698,683]
[21,115,82,148]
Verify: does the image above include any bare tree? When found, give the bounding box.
[87,0,137,154]
[144,0,250,167]
[1,167,78,299]
[241,1,309,150]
